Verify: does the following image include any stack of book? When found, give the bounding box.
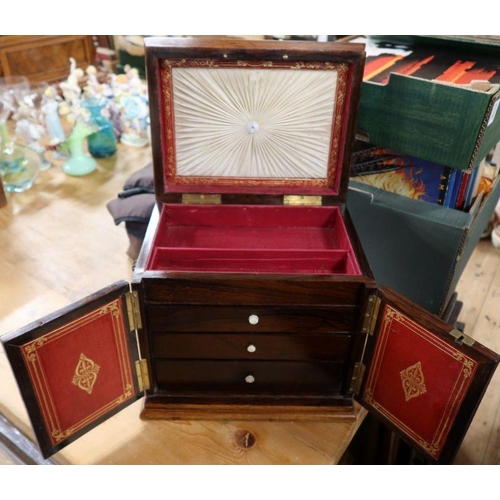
[350,141,499,214]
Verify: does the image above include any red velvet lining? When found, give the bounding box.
[146,204,361,275]
[150,248,350,273]
[363,303,478,460]
[158,227,340,250]
[161,204,341,229]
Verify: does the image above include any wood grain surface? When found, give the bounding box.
[454,239,500,464]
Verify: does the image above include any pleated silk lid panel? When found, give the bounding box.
[146,39,365,200]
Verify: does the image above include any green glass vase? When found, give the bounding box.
[62,120,97,176]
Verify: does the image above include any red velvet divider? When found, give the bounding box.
[149,248,350,274]
[21,298,135,447]
[162,204,344,228]
[363,303,478,460]
[146,204,361,275]
[158,227,340,250]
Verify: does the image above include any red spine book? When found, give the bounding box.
[455,172,471,210]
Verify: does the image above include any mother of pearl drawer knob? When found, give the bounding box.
[245,375,255,384]
[247,344,257,353]
[248,314,259,325]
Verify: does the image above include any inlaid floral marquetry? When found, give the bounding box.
[72,353,100,395]
[400,361,427,402]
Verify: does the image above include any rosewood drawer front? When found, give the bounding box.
[147,305,358,334]
[152,332,352,361]
[154,359,345,395]
[141,277,365,306]
[144,301,361,401]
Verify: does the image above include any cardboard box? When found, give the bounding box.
[347,175,500,315]
[352,35,500,170]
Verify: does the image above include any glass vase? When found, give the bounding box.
[0,121,41,192]
[62,120,97,176]
[81,98,117,158]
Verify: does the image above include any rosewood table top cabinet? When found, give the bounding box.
[2,38,499,465]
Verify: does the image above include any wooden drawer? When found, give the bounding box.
[147,305,357,333]
[154,360,345,395]
[141,276,365,306]
[152,332,352,361]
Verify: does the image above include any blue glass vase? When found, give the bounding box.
[81,98,117,158]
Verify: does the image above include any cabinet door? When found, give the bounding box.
[1,281,143,459]
[357,286,500,464]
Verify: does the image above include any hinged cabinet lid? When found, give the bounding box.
[1,281,144,459]
[145,37,365,205]
[357,287,500,464]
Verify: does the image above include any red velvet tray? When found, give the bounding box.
[146,204,361,275]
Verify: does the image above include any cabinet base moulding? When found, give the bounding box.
[139,402,359,421]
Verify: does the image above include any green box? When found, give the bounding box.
[356,36,500,171]
[346,176,500,315]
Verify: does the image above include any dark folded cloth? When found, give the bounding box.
[107,193,155,226]
[122,162,155,193]
[107,162,155,259]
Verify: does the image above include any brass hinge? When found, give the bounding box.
[125,291,143,331]
[182,194,222,204]
[283,195,322,206]
[449,328,475,347]
[362,295,381,336]
[135,359,151,392]
[349,362,366,395]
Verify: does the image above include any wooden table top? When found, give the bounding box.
[0,139,366,465]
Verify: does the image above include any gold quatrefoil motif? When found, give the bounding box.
[72,353,100,395]
[400,361,427,402]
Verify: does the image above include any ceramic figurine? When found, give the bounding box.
[13,104,51,171]
[59,57,84,114]
[99,82,114,100]
[86,65,99,89]
[120,95,149,147]
[82,84,97,100]
[124,65,142,89]
[107,101,125,141]
[41,87,65,147]
[82,65,100,99]
[109,73,128,104]
[123,65,148,98]
[109,74,120,97]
